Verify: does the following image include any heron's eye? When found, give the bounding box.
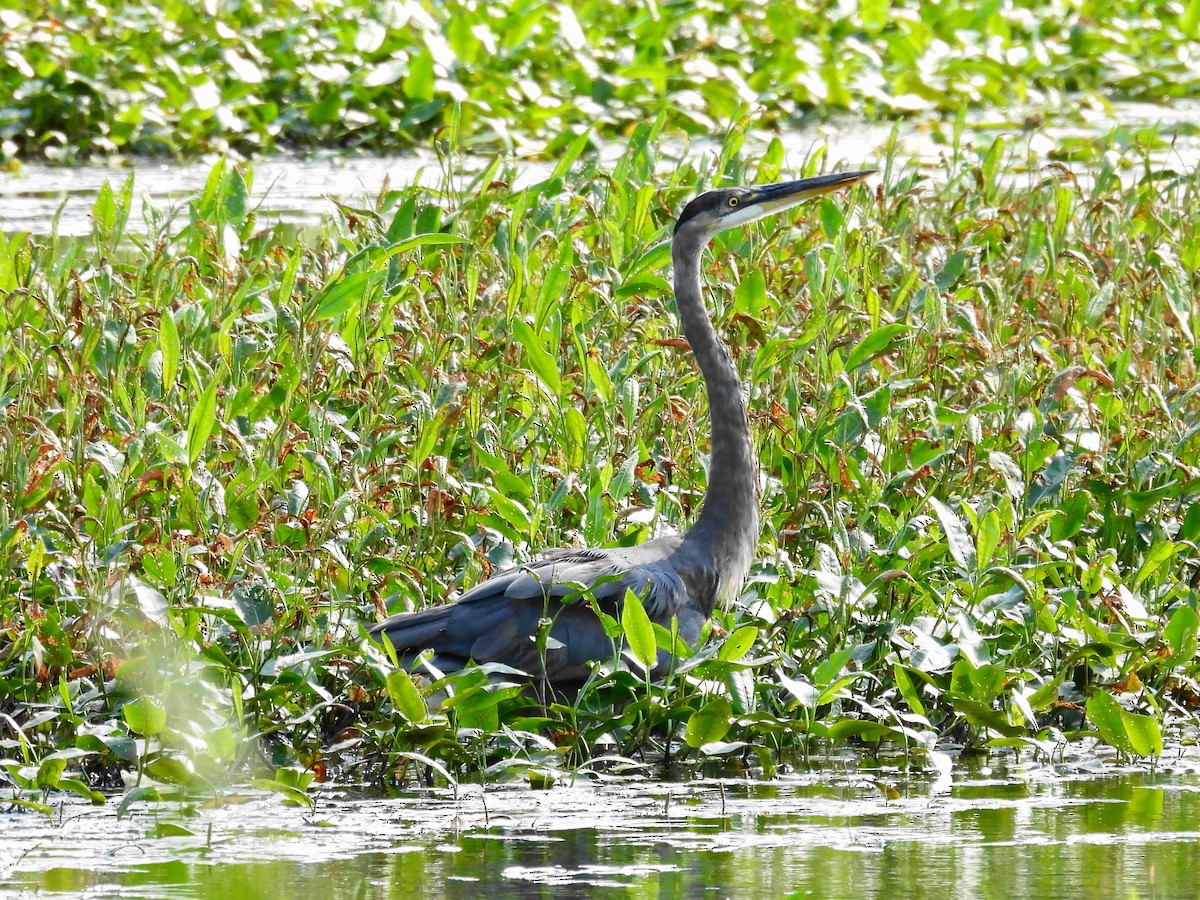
[727,197,740,207]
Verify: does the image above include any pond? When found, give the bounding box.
[4,753,1199,899]
[3,101,1199,238]
[4,97,1200,900]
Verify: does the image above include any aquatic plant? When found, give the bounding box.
[1,123,1198,812]
[3,0,1200,160]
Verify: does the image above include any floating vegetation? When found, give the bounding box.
[3,0,1200,160]
[1,121,1198,815]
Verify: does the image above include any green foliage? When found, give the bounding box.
[3,0,1200,160]
[1,128,1199,815]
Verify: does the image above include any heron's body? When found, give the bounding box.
[371,169,873,690]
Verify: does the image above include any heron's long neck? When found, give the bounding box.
[671,233,759,586]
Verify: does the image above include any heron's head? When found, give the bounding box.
[674,169,875,241]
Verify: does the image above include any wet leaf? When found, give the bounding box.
[684,697,733,749]
[116,786,162,819]
[1087,691,1162,757]
[251,777,314,808]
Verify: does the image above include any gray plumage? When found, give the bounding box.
[371,169,874,689]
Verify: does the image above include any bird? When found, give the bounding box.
[371,169,875,695]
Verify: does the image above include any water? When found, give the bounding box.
[4,100,1200,897]
[3,101,1198,238]
[4,755,1200,899]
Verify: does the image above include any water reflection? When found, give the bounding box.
[4,759,1200,899]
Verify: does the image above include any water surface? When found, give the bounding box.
[4,755,1199,899]
[3,101,1198,238]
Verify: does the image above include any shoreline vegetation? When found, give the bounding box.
[3,125,1199,808]
[2,1,1200,163]
[1,1,1199,813]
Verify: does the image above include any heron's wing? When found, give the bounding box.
[370,542,696,683]
[462,548,662,605]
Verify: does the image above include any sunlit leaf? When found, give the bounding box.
[1163,605,1199,660]
[621,590,656,672]
[684,697,733,749]
[844,323,908,372]
[187,378,219,466]
[512,318,562,398]
[387,670,429,724]
[35,757,67,791]
[123,697,167,736]
[717,625,758,662]
[930,497,975,571]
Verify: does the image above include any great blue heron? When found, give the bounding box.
[371,169,875,692]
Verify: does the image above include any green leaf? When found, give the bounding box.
[844,323,908,372]
[1122,711,1164,757]
[403,49,435,101]
[981,137,1006,190]
[1164,605,1199,660]
[717,625,758,662]
[551,130,591,179]
[893,665,927,717]
[223,166,250,223]
[57,778,106,805]
[1028,672,1065,711]
[92,180,117,236]
[684,697,733,749]
[816,673,873,707]
[275,767,315,791]
[206,726,236,761]
[935,251,967,291]
[929,497,976,571]
[1026,455,1074,508]
[77,733,138,764]
[1133,541,1179,589]
[817,198,845,238]
[1087,691,1162,757]
[251,777,315,808]
[512,319,562,399]
[311,271,374,321]
[733,268,767,318]
[828,719,902,742]
[1086,691,1127,751]
[36,757,67,791]
[951,696,1021,736]
[1183,0,1200,36]
[975,507,1002,571]
[387,670,428,724]
[449,685,502,731]
[155,822,198,837]
[395,750,457,786]
[146,756,196,785]
[186,378,219,466]
[951,658,1007,704]
[116,786,162,819]
[390,233,470,254]
[621,589,657,671]
[123,697,167,736]
[158,310,180,397]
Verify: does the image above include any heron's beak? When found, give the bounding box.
[750,169,875,215]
